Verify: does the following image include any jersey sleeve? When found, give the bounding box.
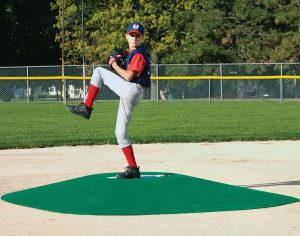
[127,53,146,77]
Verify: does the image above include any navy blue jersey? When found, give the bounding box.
[125,47,151,88]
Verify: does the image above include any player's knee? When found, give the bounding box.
[94,66,109,74]
[95,67,102,72]
[93,67,104,79]
[91,67,104,87]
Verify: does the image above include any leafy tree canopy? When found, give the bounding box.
[52,0,300,64]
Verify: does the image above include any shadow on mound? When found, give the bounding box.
[1,172,299,215]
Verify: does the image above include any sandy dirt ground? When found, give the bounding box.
[0,141,299,236]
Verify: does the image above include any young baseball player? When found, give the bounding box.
[66,22,150,179]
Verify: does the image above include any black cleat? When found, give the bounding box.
[66,103,93,119]
[117,166,140,179]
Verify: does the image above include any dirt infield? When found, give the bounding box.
[1,141,299,236]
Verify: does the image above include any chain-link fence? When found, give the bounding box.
[0,63,300,103]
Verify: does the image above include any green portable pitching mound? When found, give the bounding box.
[1,173,299,215]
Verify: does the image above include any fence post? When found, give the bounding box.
[26,66,29,104]
[150,64,158,101]
[156,64,159,101]
[294,78,297,98]
[220,64,223,102]
[83,63,86,101]
[280,63,283,103]
[209,78,211,104]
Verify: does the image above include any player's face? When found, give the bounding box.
[126,32,144,49]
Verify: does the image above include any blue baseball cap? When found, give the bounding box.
[126,22,144,36]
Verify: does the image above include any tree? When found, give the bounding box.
[52,0,199,64]
[166,0,300,63]
[52,0,300,65]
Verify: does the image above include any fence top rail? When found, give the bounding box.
[1,62,300,69]
[1,75,300,80]
[0,65,87,69]
[152,75,300,80]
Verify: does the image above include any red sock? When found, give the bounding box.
[122,145,137,167]
[84,84,100,108]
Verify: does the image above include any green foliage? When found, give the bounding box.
[166,0,300,63]
[52,0,199,64]
[1,0,299,65]
[231,0,300,62]
[52,0,300,64]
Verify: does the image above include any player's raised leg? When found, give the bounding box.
[66,67,107,119]
[66,67,137,119]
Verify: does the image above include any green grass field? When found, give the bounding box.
[0,100,300,149]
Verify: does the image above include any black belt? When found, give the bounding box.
[140,84,147,89]
[131,81,148,89]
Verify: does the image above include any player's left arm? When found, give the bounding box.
[112,53,146,82]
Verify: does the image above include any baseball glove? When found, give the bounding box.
[108,48,127,70]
